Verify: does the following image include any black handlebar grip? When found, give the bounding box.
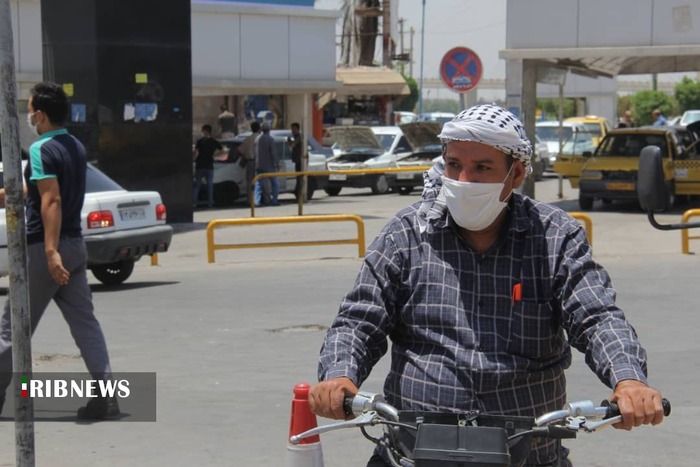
[601,398,671,418]
[343,396,354,417]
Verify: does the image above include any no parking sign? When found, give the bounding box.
[439,47,483,93]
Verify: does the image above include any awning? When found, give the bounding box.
[317,66,410,108]
[499,44,700,78]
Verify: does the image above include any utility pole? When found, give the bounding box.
[382,0,392,68]
[0,0,36,465]
[398,17,405,75]
[409,26,415,78]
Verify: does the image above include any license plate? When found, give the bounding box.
[396,172,416,180]
[119,207,146,221]
[605,182,635,191]
[329,174,347,181]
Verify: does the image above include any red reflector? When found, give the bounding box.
[156,203,167,221]
[87,211,114,229]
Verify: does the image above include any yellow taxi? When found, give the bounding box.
[566,125,700,211]
[563,115,610,147]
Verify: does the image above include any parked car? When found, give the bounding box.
[416,112,456,125]
[564,115,610,147]
[371,126,413,159]
[387,122,443,195]
[560,125,700,211]
[536,120,590,169]
[393,111,417,125]
[679,110,700,127]
[324,126,392,196]
[0,162,173,285]
[205,130,330,205]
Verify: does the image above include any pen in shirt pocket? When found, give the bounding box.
[512,283,522,305]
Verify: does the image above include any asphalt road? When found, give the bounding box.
[0,175,698,466]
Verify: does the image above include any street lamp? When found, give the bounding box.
[418,0,426,115]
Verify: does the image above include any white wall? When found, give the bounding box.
[506,0,700,48]
[191,2,339,94]
[10,1,340,97]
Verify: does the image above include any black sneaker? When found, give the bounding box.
[77,396,120,420]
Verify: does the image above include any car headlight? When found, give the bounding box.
[581,170,603,179]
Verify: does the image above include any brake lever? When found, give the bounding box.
[580,414,622,432]
[290,411,381,444]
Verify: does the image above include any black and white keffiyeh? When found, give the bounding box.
[438,104,533,172]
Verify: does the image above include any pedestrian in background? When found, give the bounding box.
[192,124,224,209]
[652,109,668,126]
[0,82,119,419]
[287,122,303,198]
[616,110,636,128]
[254,123,279,206]
[239,121,261,201]
[218,104,238,138]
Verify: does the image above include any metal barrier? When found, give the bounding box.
[681,208,700,254]
[206,214,366,263]
[250,166,433,217]
[568,212,593,246]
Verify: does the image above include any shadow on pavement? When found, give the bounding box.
[91,281,179,293]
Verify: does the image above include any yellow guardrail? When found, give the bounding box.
[206,214,366,263]
[681,209,700,254]
[568,212,593,246]
[250,166,433,217]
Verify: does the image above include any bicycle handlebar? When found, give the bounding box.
[290,392,671,444]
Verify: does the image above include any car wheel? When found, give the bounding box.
[295,179,317,202]
[214,181,240,207]
[397,186,413,195]
[371,175,389,195]
[578,194,594,210]
[91,259,135,286]
[601,198,613,206]
[324,187,342,196]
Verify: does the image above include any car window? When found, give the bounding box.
[86,164,125,192]
[582,122,602,137]
[561,132,595,155]
[374,134,396,152]
[597,133,666,158]
[536,126,573,142]
[275,140,291,162]
[394,136,412,153]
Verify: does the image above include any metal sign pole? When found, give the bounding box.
[0,0,36,465]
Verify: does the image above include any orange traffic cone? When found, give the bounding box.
[286,382,325,467]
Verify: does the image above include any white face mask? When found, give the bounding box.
[26,112,39,136]
[441,167,513,231]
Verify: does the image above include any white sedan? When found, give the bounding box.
[0,162,173,285]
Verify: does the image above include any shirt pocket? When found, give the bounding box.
[506,300,559,360]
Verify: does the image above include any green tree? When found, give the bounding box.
[535,98,576,120]
[396,75,418,112]
[631,90,675,125]
[423,98,460,114]
[674,76,700,112]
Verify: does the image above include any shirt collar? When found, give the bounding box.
[37,128,68,140]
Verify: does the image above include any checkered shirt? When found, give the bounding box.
[318,193,648,465]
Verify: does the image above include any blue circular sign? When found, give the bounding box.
[440,47,483,93]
